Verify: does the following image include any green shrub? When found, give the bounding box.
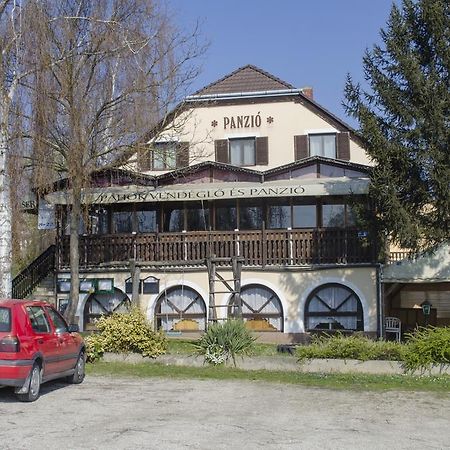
[194,320,256,366]
[402,327,450,374]
[85,307,167,362]
[296,333,405,362]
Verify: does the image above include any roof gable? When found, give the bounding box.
[195,64,295,96]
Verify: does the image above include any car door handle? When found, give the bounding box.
[58,338,64,343]
[37,339,44,344]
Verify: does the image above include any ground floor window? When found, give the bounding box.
[83,288,130,331]
[230,284,283,331]
[155,286,206,332]
[305,283,363,331]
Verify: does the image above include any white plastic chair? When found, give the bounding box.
[385,317,401,342]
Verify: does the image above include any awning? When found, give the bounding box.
[45,177,370,205]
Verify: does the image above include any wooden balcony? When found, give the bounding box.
[58,229,377,269]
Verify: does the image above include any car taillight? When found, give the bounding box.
[0,336,20,352]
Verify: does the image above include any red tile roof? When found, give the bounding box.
[194,64,296,95]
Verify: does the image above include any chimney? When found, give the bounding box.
[301,86,313,100]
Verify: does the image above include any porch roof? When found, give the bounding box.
[45,176,370,205]
[383,244,450,283]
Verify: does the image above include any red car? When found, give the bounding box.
[0,299,85,402]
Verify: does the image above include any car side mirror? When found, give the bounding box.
[68,324,79,333]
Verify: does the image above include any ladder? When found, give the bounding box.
[206,256,243,323]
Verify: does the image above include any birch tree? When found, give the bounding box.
[0,0,30,298]
[26,0,203,323]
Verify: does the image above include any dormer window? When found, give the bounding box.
[309,134,336,158]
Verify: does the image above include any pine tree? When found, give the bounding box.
[344,0,449,254]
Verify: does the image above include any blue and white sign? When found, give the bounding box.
[38,200,56,229]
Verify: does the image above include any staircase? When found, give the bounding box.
[12,245,56,300]
[27,274,56,304]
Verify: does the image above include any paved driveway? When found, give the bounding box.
[1,376,449,449]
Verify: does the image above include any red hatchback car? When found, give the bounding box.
[0,299,85,402]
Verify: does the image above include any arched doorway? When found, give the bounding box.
[155,286,207,332]
[83,288,131,331]
[304,283,363,331]
[230,284,284,331]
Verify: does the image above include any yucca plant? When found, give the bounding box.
[195,320,256,366]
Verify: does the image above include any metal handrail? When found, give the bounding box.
[12,245,56,299]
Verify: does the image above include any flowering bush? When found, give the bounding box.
[85,307,167,362]
[402,326,450,374]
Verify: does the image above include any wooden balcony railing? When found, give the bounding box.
[58,229,377,268]
[386,251,413,264]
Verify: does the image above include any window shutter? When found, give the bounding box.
[294,135,308,160]
[137,144,151,171]
[337,132,350,160]
[215,139,229,163]
[176,142,190,168]
[255,137,269,165]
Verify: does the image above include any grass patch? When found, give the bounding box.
[167,338,282,357]
[86,361,450,393]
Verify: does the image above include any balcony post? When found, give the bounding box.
[262,222,267,267]
[182,230,187,261]
[287,227,293,265]
[234,228,240,257]
[132,231,137,261]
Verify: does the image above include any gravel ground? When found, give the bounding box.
[1,376,449,450]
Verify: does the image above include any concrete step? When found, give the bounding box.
[33,288,54,296]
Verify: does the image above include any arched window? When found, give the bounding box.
[230,284,283,331]
[83,288,130,331]
[155,286,206,332]
[305,283,363,331]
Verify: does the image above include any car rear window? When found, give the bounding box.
[0,307,11,332]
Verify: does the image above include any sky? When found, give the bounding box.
[169,0,398,128]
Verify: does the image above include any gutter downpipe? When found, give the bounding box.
[376,263,384,339]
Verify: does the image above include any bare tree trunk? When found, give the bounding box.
[0,108,12,298]
[65,180,81,324]
[130,260,141,308]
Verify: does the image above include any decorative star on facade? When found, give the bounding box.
[267,116,274,124]
[211,120,218,127]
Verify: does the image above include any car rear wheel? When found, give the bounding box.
[67,351,85,384]
[17,363,41,402]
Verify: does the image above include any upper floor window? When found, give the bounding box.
[309,134,336,158]
[294,132,350,161]
[139,142,189,171]
[230,138,256,166]
[215,137,268,166]
[153,142,177,170]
